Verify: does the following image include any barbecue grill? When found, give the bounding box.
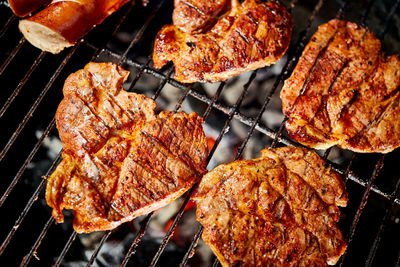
[0,0,400,266]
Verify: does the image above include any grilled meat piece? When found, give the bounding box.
[46,62,208,233]
[281,19,400,153]
[153,0,292,83]
[195,147,347,266]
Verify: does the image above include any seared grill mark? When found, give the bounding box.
[235,28,250,44]
[310,60,349,127]
[247,13,258,25]
[138,131,179,186]
[161,117,206,172]
[130,156,173,191]
[349,93,400,144]
[182,0,206,15]
[74,94,110,135]
[296,28,340,98]
[140,130,199,183]
[106,92,136,121]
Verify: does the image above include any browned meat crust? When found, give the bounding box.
[46,62,208,233]
[173,0,228,34]
[153,0,292,83]
[195,147,347,266]
[281,19,400,153]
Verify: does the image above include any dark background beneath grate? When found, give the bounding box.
[0,0,400,266]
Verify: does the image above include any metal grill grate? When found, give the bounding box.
[0,0,400,266]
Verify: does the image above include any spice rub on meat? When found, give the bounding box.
[46,62,208,233]
[153,0,292,83]
[195,147,348,266]
[281,19,400,153]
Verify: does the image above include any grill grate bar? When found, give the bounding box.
[20,215,55,266]
[0,44,78,163]
[0,50,46,117]
[0,151,62,256]
[0,37,26,76]
[270,117,288,148]
[334,164,396,203]
[119,0,165,65]
[233,70,266,160]
[110,1,137,39]
[152,65,174,100]
[202,82,225,121]
[127,56,153,91]
[212,256,220,267]
[379,0,400,40]
[208,70,257,161]
[90,1,137,62]
[344,153,356,183]
[174,84,193,112]
[54,231,78,267]
[86,230,112,267]
[365,176,400,266]
[149,187,196,267]
[339,154,386,266]
[0,14,16,39]
[211,254,219,266]
[180,225,204,266]
[0,117,55,208]
[120,212,153,267]
[322,147,332,159]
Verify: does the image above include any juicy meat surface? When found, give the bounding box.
[46,62,208,233]
[153,0,292,83]
[173,0,228,34]
[195,147,348,266]
[281,19,400,153]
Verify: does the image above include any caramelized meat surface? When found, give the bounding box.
[153,0,292,83]
[195,147,347,266]
[281,19,400,153]
[46,63,208,233]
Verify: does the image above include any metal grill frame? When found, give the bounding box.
[0,0,400,266]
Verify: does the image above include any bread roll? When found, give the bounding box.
[19,0,130,54]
